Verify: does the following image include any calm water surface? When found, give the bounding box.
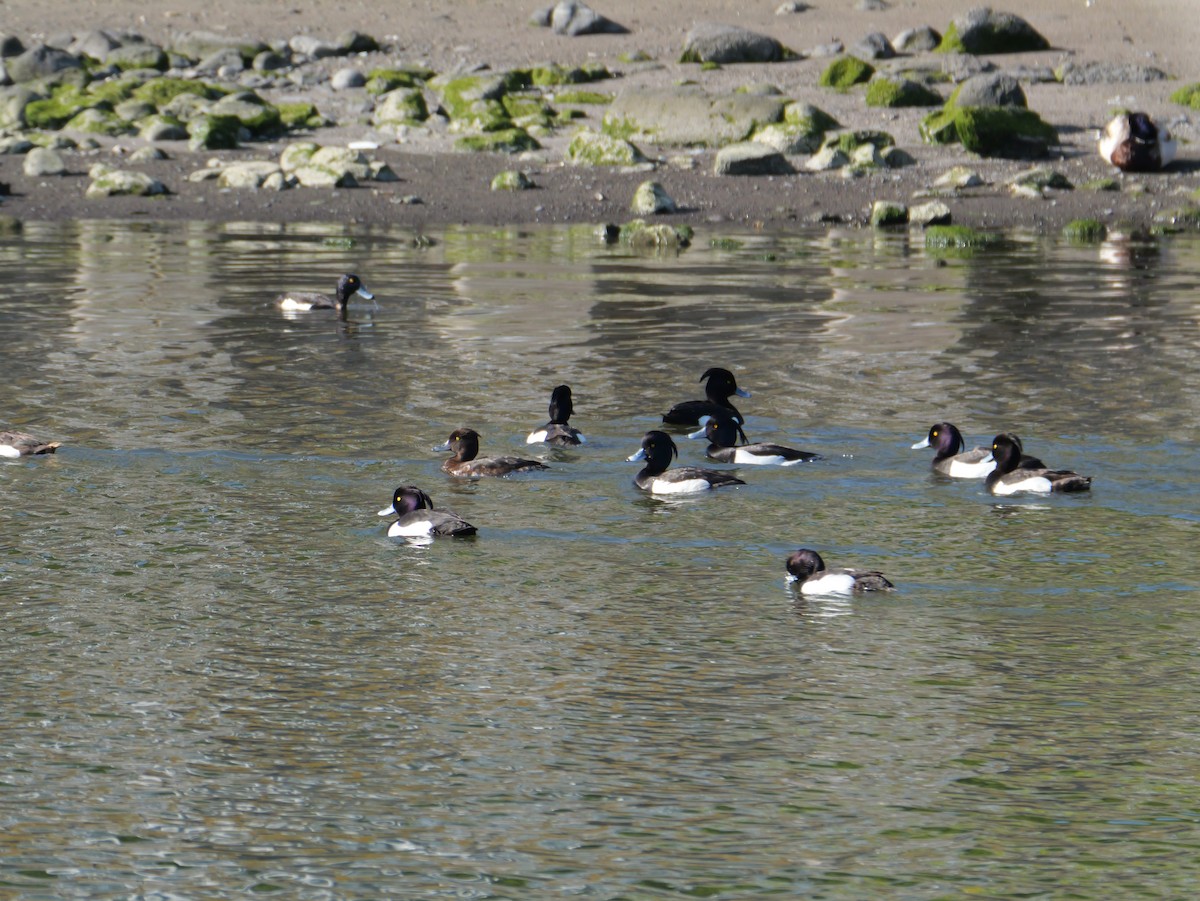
[2,221,1198,899]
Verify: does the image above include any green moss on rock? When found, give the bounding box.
[454,128,540,153]
[920,106,1057,157]
[133,78,223,108]
[865,77,942,108]
[818,56,875,89]
[1062,219,1107,242]
[554,90,613,105]
[1169,83,1200,109]
[526,63,612,86]
[64,107,130,136]
[619,219,692,250]
[567,130,647,165]
[1080,177,1120,192]
[491,170,535,191]
[364,68,427,95]
[187,114,242,150]
[278,101,327,129]
[24,87,102,130]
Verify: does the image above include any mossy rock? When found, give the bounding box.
[1063,219,1107,242]
[24,86,104,130]
[865,77,941,108]
[278,101,327,129]
[210,91,282,137]
[554,90,613,105]
[825,129,895,155]
[920,106,1057,158]
[133,78,224,108]
[567,130,647,165]
[785,101,838,131]
[448,98,513,132]
[279,142,320,171]
[87,78,141,106]
[619,219,693,250]
[936,10,1050,55]
[501,93,556,128]
[373,88,429,127]
[436,72,529,120]
[364,68,427,95]
[455,128,540,153]
[64,107,131,136]
[187,113,242,150]
[108,44,168,72]
[924,225,1000,253]
[870,201,909,227]
[1169,83,1200,110]
[818,56,875,89]
[526,63,613,86]
[491,170,535,191]
[1080,177,1120,192]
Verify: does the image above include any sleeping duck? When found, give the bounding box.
[1099,112,1176,173]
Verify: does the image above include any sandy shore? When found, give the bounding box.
[0,0,1196,232]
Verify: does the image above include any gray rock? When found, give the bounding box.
[630,180,676,213]
[934,166,984,188]
[893,26,942,53]
[854,32,896,61]
[293,166,358,188]
[114,99,157,121]
[331,68,366,90]
[805,145,849,171]
[947,7,1049,54]
[68,30,122,60]
[604,86,786,147]
[806,41,845,58]
[1006,65,1058,83]
[532,1,628,36]
[23,146,66,176]
[218,161,286,189]
[775,1,811,12]
[370,162,399,182]
[681,23,789,64]
[253,50,290,72]
[714,142,794,175]
[858,0,889,9]
[952,72,1026,108]
[289,35,342,59]
[128,145,167,162]
[5,44,83,82]
[196,48,245,74]
[940,54,996,83]
[909,201,952,226]
[170,31,266,62]
[1056,61,1169,85]
[139,116,190,141]
[337,31,380,53]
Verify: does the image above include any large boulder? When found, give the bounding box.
[566,129,647,165]
[372,88,429,127]
[680,23,793,64]
[5,44,83,83]
[603,86,786,147]
[936,7,1050,55]
[920,105,1056,157]
[85,163,167,197]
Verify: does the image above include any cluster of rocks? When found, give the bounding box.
[0,3,1195,230]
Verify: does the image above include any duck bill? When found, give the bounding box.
[735,388,751,398]
[686,426,707,440]
[911,437,930,449]
[377,504,396,517]
[626,448,647,462]
[433,441,451,451]
[355,287,375,301]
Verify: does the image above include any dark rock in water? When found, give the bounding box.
[938,7,1050,55]
[681,23,792,64]
[1056,61,1169,85]
[531,1,628,36]
[853,32,896,61]
[949,72,1026,108]
[5,44,83,82]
